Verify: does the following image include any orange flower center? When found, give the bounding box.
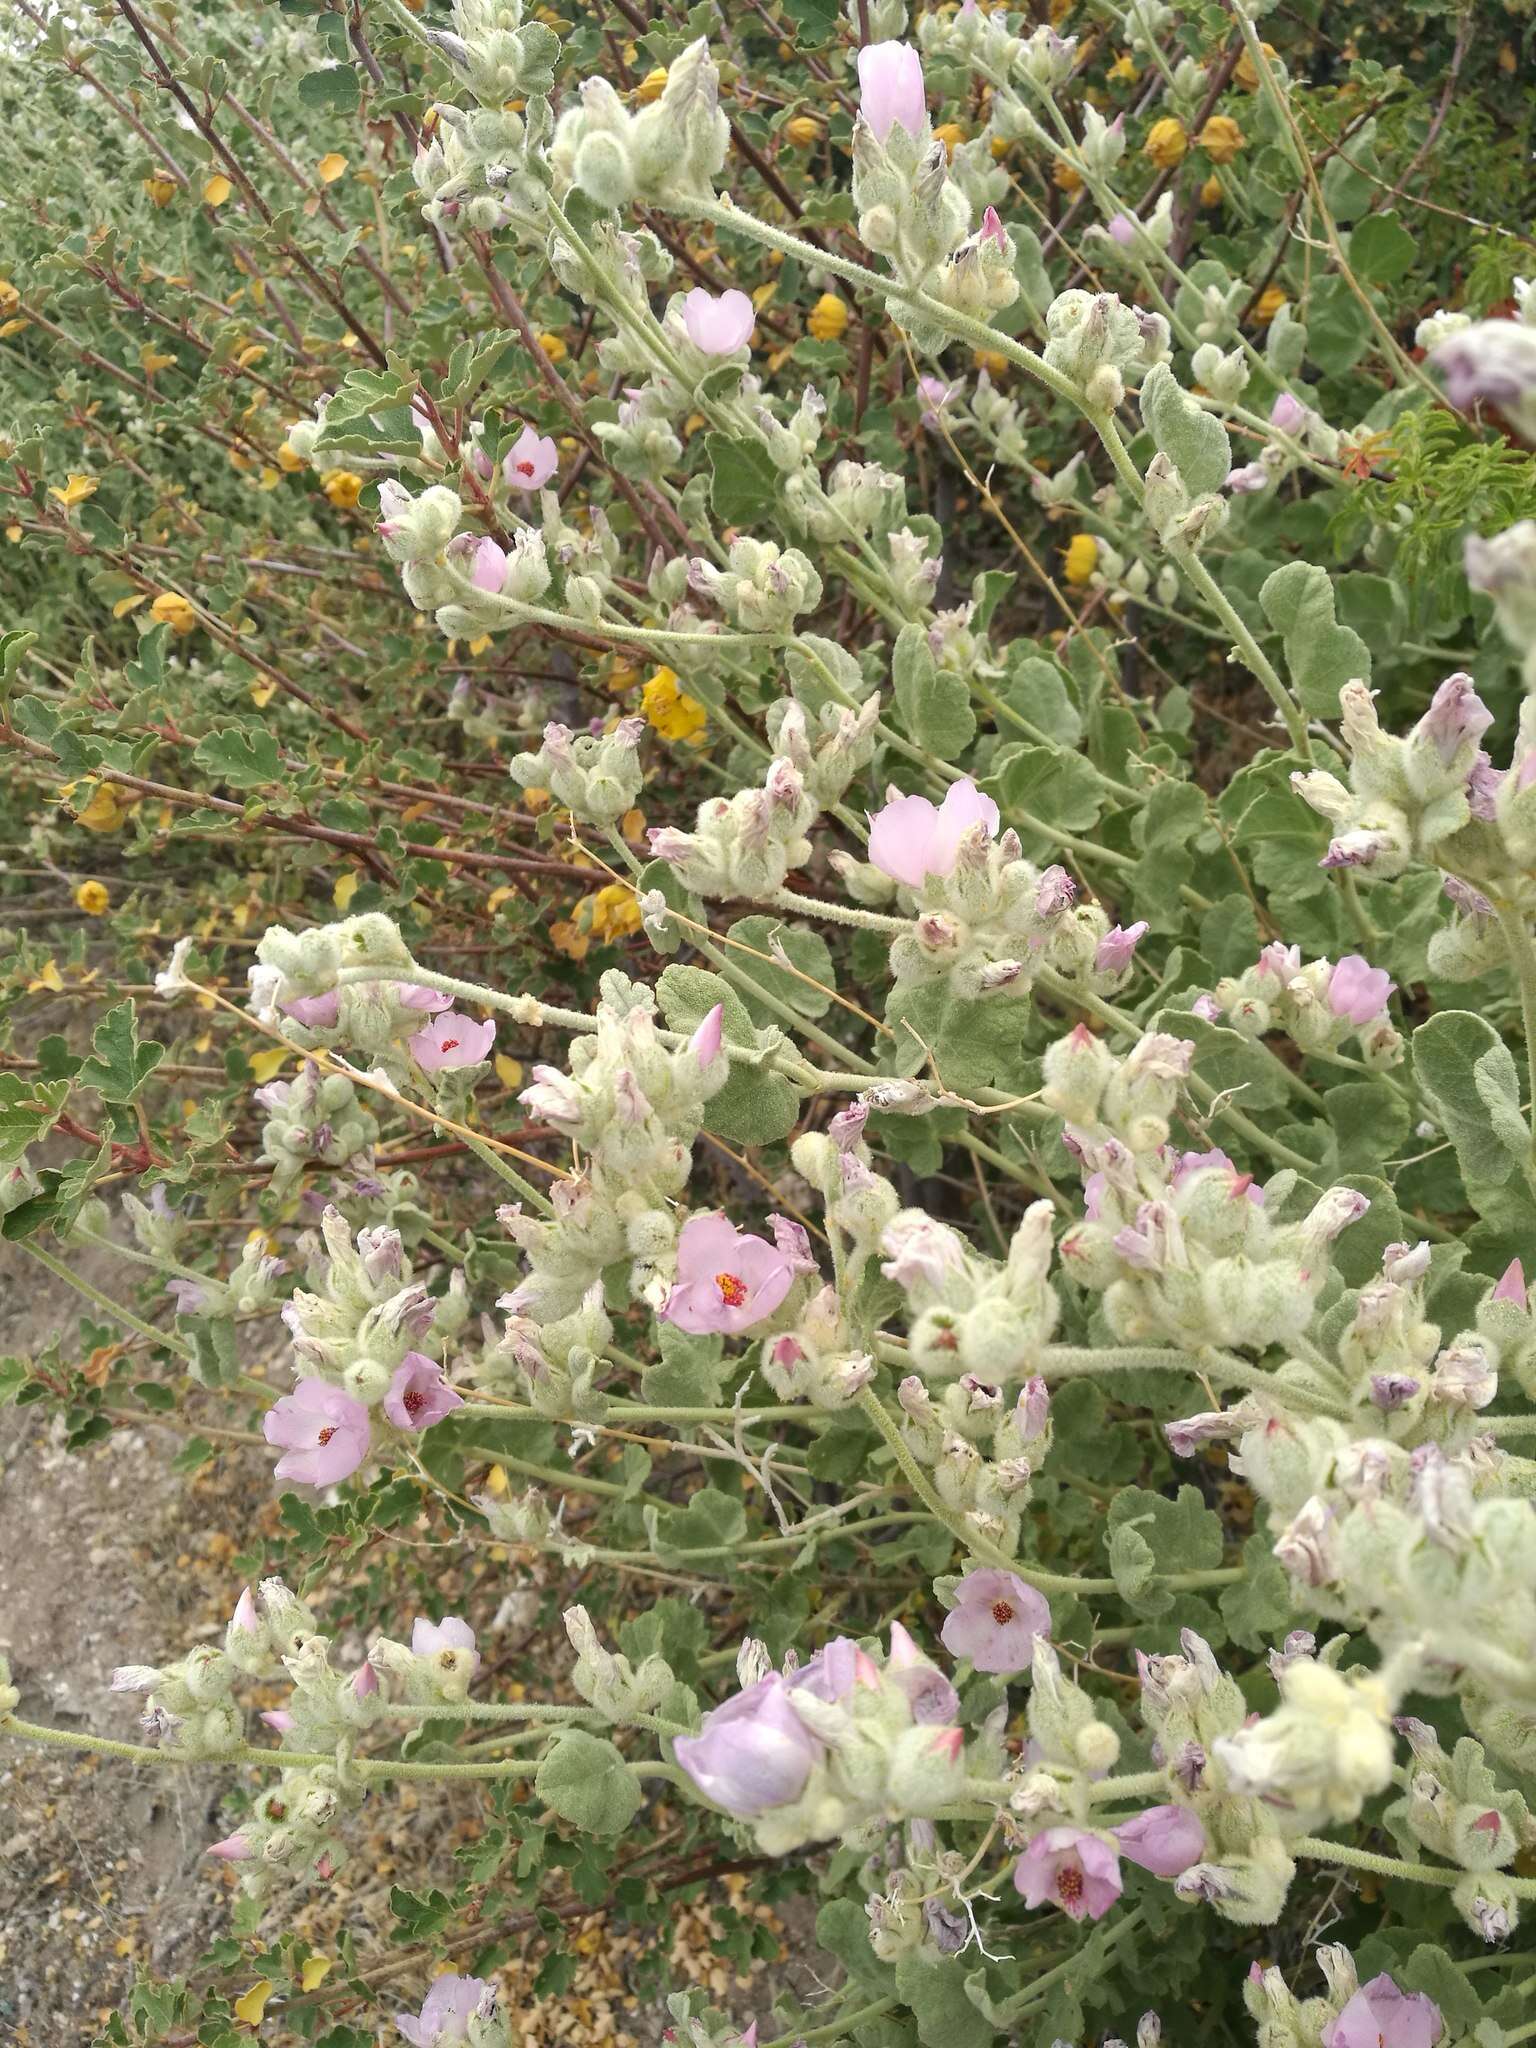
[715,1271,748,1307]
[316,1426,335,1446]
[991,1598,1016,1626]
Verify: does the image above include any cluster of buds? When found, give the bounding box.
[648,756,818,900]
[882,1201,1059,1384]
[1389,1718,1533,1941]
[593,379,683,482]
[1290,674,1496,879]
[252,912,416,1013]
[1197,943,1401,1066]
[510,717,645,827]
[254,1062,379,1198]
[280,1206,452,1405]
[764,694,882,812]
[421,0,560,106]
[499,973,732,1323]
[563,1604,676,1722]
[1214,1644,1399,1835]
[897,1375,1053,1547]
[673,1627,971,1856]
[687,538,823,632]
[412,99,552,236]
[165,1234,288,1325]
[784,457,907,545]
[557,39,729,210]
[489,1278,613,1419]
[1043,290,1171,413]
[849,44,971,297]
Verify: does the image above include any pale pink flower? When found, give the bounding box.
[1270,392,1309,434]
[283,990,340,1028]
[1094,922,1148,975]
[1106,212,1138,247]
[412,1615,480,1680]
[396,1974,498,2047]
[675,1676,823,1815]
[885,1619,959,1724]
[682,287,756,355]
[690,1001,724,1068]
[940,1568,1052,1673]
[385,1352,464,1431]
[867,777,999,887]
[469,536,509,593]
[917,374,963,427]
[1013,1825,1122,1920]
[1113,1803,1206,1877]
[408,1011,496,1070]
[502,424,558,492]
[207,1832,253,1861]
[661,1212,795,1335]
[857,41,926,142]
[1327,955,1394,1026]
[396,982,453,1012]
[263,1379,371,1485]
[260,1709,296,1732]
[1322,1977,1442,2048]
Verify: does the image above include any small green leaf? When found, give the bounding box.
[77,1001,165,1103]
[706,435,780,530]
[534,1730,643,1836]
[1140,363,1231,495]
[1260,561,1372,716]
[892,623,975,758]
[192,726,283,790]
[297,65,360,112]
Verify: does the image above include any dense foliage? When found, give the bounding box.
[3,0,1536,2044]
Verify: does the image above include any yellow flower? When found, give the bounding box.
[808,292,848,342]
[74,880,110,915]
[142,173,177,207]
[1063,533,1099,586]
[74,782,133,833]
[50,473,98,508]
[275,439,306,473]
[1198,114,1244,164]
[989,136,1013,161]
[588,882,642,942]
[1107,53,1138,83]
[1052,159,1083,193]
[150,591,198,635]
[321,469,364,509]
[1144,118,1187,169]
[641,666,708,744]
[1199,175,1224,208]
[933,122,966,159]
[538,331,568,363]
[0,279,19,314]
[635,65,668,103]
[1235,42,1276,91]
[972,348,1009,378]
[317,152,348,183]
[785,115,820,147]
[1253,286,1288,326]
[606,661,639,695]
[202,174,233,207]
[550,917,590,962]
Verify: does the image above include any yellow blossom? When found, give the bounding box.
[0,279,19,314]
[785,115,820,146]
[317,153,348,183]
[1253,286,1287,326]
[321,469,364,509]
[1063,533,1099,586]
[50,473,99,508]
[74,782,133,833]
[142,173,177,206]
[1200,175,1224,208]
[150,591,198,635]
[1107,53,1138,83]
[202,174,233,207]
[972,348,1009,378]
[636,65,668,103]
[808,292,848,342]
[933,122,966,159]
[989,136,1012,161]
[538,331,568,363]
[1144,117,1187,169]
[1235,42,1276,90]
[641,666,708,744]
[589,882,642,942]
[275,439,306,473]
[74,880,111,915]
[550,916,590,962]
[1052,160,1083,193]
[1198,114,1244,164]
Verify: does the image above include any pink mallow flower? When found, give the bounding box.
[1094,922,1148,975]
[385,1352,464,1431]
[397,981,453,1012]
[1327,954,1394,1027]
[857,41,926,142]
[396,1973,498,2048]
[674,1675,823,1815]
[940,1568,1052,1674]
[917,374,963,427]
[1113,1803,1206,1877]
[502,423,558,493]
[867,777,999,888]
[469,536,509,594]
[661,1212,795,1335]
[1013,1825,1123,1920]
[264,1380,371,1486]
[283,990,340,1029]
[207,1832,253,1861]
[682,287,756,356]
[409,1011,496,1070]
[1321,1977,1443,2048]
[412,1615,480,1680]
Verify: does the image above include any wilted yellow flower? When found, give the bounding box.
[1253,286,1288,325]
[933,122,966,159]
[635,66,668,103]
[785,115,820,147]
[989,136,1012,161]
[74,782,134,833]
[642,667,707,744]
[321,470,364,508]
[1235,42,1276,90]
[142,173,177,207]
[589,882,642,942]
[74,880,110,915]
[538,331,568,363]
[317,152,348,183]
[1200,175,1224,208]
[1052,159,1083,193]
[1144,118,1187,169]
[203,174,233,207]
[1063,533,1099,586]
[972,348,1009,378]
[550,917,590,962]
[808,292,848,342]
[50,474,99,508]
[1107,53,1138,83]
[275,440,306,473]
[0,279,19,314]
[150,591,198,635]
[1198,115,1244,164]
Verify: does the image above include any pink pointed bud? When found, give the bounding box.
[1493,1258,1528,1308]
[690,1002,725,1069]
[231,1586,260,1634]
[1106,212,1138,247]
[856,41,927,143]
[208,1833,253,1861]
[353,1661,379,1698]
[981,205,1007,249]
[931,1725,965,1763]
[260,1709,296,1732]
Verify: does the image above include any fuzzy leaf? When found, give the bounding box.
[1139,362,1231,495]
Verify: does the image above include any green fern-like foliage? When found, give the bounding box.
[1346,404,1536,603]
